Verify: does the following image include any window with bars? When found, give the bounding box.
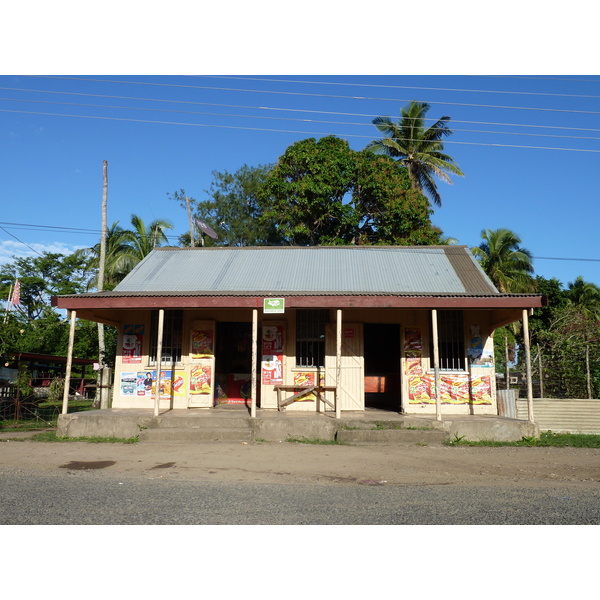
[295,309,329,368]
[433,310,466,371]
[149,310,183,366]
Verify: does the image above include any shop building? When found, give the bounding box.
[52,245,545,419]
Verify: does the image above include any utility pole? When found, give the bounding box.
[96,160,109,409]
[185,196,195,247]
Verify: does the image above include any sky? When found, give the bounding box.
[2,4,600,296]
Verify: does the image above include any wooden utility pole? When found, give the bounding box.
[96,161,108,408]
[185,196,195,247]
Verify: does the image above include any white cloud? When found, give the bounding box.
[0,240,86,266]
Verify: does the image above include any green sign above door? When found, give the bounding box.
[263,298,285,313]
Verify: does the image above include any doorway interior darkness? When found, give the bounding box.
[215,322,252,405]
[364,323,401,411]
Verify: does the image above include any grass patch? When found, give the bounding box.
[447,431,600,448]
[286,436,343,445]
[29,431,138,444]
[0,419,57,432]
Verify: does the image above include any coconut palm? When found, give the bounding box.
[366,101,464,207]
[567,276,600,318]
[118,214,173,272]
[471,228,535,293]
[78,215,173,289]
[75,222,132,290]
[472,228,536,390]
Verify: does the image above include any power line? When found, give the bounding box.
[1,220,600,264]
[4,85,600,135]
[3,107,600,154]
[3,96,600,143]
[16,76,600,116]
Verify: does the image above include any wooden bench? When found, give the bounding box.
[274,385,337,412]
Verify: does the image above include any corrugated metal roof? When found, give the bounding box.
[113,246,499,296]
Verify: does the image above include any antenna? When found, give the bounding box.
[194,219,218,247]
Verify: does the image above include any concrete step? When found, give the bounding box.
[336,428,448,445]
[139,427,253,443]
[152,415,253,429]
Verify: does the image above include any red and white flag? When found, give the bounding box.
[9,279,20,308]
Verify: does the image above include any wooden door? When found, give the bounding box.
[325,323,364,411]
[188,320,216,408]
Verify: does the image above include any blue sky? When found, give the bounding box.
[2,4,599,290]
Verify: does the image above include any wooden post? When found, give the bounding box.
[62,310,77,415]
[154,309,164,417]
[522,309,534,423]
[335,309,342,419]
[185,196,195,247]
[97,160,108,408]
[537,344,544,398]
[431,309,442,422]
[251,308,258,418]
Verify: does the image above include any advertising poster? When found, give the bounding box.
[190,364,212,395]
[404,328,423,375]
[122,324,143,364]
[262,324,284,385]
[470,376,492,404]
[191,329,214,359]
[129,370,173,399]
[293,372,321,402]
[262,325,283,354]
[172,372,186,397]
[121,372,137,396]
[262,355,283,384]
[408,374,492,405]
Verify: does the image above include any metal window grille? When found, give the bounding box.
[435,310,466,371]
[149,310,183,366]
[295,309,329,368]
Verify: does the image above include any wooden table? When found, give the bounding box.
[274,385,337,412]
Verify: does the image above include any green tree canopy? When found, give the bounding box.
[471,228,536,293]
[366,100,465,207]
[257,136,443,246]
[171,165,277,247]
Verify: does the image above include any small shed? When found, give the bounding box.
[52,245,545,420]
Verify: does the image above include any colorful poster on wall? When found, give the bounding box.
[136,371,154,396]
[470,376,492,404]
[404,328,423,375]
[129,370,173,399]
[408,374,492,405]
[190,364,212,395]
[172,372,186,397]
[122,325,144,364]
[262,325,284,354]
[120,372,137,396]
[191,329,214,359]
[262,324,284,385]
[292,372,323,402]
[262,355,283,384]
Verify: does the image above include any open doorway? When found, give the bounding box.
[215,322,253,406]
[364,324,401,411]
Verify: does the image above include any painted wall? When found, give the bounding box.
[111,307,499,415]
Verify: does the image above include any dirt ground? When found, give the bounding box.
[0,435,599,487]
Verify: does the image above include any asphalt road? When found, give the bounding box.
[1,465,599,525]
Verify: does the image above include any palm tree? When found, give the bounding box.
[366,101,464,207]
[471,228,535,293]
[118,214,174,273]
[76,215,173,289]
[75,222,131,290]
[472,228,535,390]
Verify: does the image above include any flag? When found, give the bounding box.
[9,279,20,308]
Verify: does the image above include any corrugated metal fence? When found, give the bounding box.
[515,397,600,434]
